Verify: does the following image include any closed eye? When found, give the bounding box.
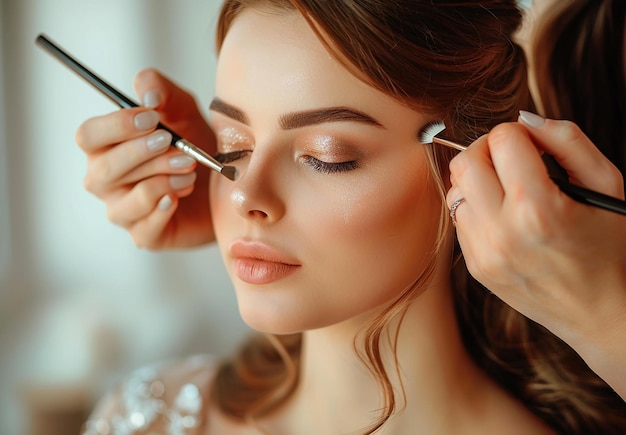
[215,150,358,174]
[214,150,252,164]
[301,156,358,174]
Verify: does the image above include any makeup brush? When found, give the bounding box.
[419,120,626,216]
[35,33,237,181]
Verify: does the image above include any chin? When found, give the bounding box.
[240,315,306,335]
[239,305,309,335]
[231,278,393,335]
[236,297,340,335]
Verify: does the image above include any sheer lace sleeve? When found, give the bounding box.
[81,354,219,435]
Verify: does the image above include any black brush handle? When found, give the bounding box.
[35,33,183,143]
[34,33,237,179]
[36,34,139,108]
[550,177,626,216]
[542,154,626,216]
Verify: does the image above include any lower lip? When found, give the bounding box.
[233,258,300,285]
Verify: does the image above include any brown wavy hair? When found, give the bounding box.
[531,0,626,177]
[209,1,626,433]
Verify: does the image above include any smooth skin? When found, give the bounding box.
[205,9,552,433]
[208,6,445,335]
[446,114,626,400]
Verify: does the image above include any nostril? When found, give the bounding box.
[230,188,273,221]
[248,209,269,219]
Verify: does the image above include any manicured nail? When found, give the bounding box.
[169,172,197,190]
[142,91,162,108]
[518,110,546,128]
[146,131,172,152]
[157,194,173,210]
[134,110,160,131]
[169,155,196,169]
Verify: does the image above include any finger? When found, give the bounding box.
[487,122,557,204]
[129,195,180,250]
[518,111,624,197]
[134,68,174,107]
[86,148,197,198]
[84,129,171,194]
[83,131,197,196]
[116,151,197,187]
[445,185,462,208]
[448,134,504,216]
[445,186,474,236]
[134,68,197,124]
[133,68,216,151]
[75,108,160,152]
[106,173,196,228]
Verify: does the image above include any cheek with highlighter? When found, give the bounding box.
[263,144,444,328]
[304,150,441,289]
[208,122,443,332]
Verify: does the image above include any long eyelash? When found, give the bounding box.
[302,156,358,174]
[214,151,357,174]
[213,150,251,164]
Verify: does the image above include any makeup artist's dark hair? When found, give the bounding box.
[211,0,626,433]
[532,0,626,179]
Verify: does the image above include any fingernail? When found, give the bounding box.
[142,91,161,108]
[146,131,172,152]
[134,111,160,130]
[157,194,172,210]
[518,110,546,128]
[169,172,197,190]
[169,155,196,169]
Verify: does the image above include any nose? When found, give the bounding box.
[229,150,285,223]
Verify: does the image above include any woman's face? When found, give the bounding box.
[210,8,444,334]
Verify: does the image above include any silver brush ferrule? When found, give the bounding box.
[174,138,224,173]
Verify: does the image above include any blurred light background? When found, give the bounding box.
[0,1,251,434]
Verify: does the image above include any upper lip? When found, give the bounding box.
[229,240,300,265]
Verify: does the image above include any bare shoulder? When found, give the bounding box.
[81,354,220,435]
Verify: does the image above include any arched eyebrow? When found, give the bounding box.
[210,98,249,124]
[209,98,385,130]
[279,107,384,129]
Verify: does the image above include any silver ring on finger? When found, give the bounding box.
[449,197,465,226]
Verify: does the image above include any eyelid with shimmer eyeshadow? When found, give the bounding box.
[216,127,253,151]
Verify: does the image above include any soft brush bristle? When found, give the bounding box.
[418,120,446,144]
[221,165,238,181]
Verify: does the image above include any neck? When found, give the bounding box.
[267,273,495,434]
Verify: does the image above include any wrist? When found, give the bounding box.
[557,274,626,399]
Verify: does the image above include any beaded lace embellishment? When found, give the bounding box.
[81,365,203,435]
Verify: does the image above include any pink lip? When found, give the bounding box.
[229,241,301,285]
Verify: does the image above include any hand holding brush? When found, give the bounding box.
[419,111,626,216]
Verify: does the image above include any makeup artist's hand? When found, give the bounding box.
[446,112,626,398]
[75,68,216,249]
